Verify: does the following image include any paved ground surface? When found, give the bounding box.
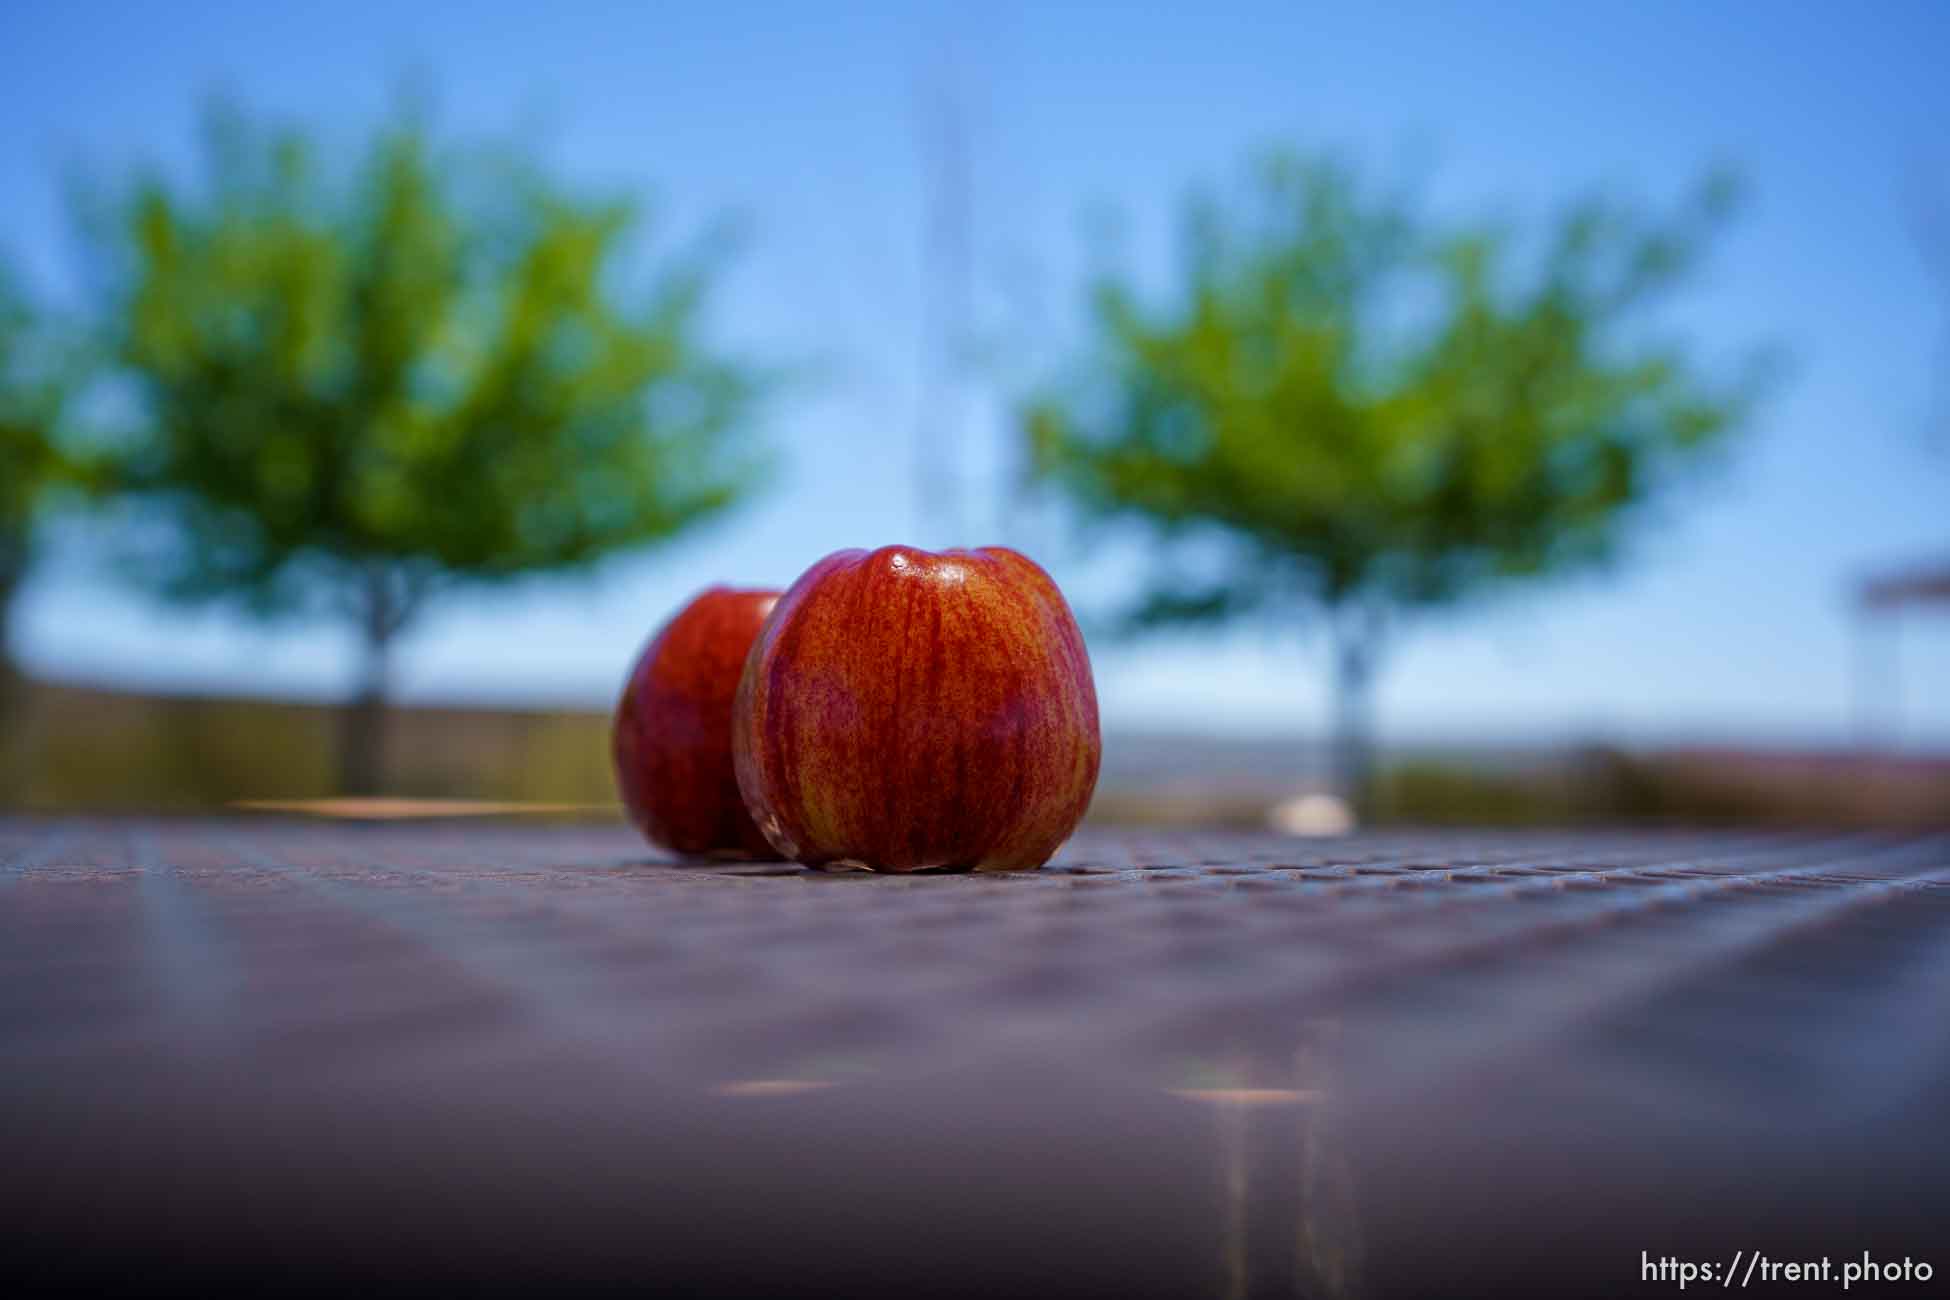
[4,819,1949,1297]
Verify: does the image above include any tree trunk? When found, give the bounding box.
[1328,603,1383,825]
[336,625,392,796]
[0,571,17,694]
[0,549,20,693]
[0,572,23,802]
[0,567,23,716]
[335,566,412,796]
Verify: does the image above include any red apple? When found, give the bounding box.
[613,586,783,858]
[732,546,1100,872]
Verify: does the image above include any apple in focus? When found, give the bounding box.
[613,586,783,858]
[732,546,1100,871]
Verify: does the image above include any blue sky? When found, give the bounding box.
[3,0,1947,748]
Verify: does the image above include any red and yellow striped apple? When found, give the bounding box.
[613,586,783,858]
[732,546,1100,872]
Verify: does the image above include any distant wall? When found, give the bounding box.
[0,679,614,812]
[2,678,1946,826]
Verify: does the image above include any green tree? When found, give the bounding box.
[1024,153,1769,815]
[0,260,87,694]
[83,105,766,793]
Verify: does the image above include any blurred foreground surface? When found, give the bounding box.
[4,820,1947,1297]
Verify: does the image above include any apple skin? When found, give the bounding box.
[732,546,1100,872]
[613,586,784,859]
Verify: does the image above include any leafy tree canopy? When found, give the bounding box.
[1025,152,1771,636]
[0,262,86,598]
[83,103,767,642]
